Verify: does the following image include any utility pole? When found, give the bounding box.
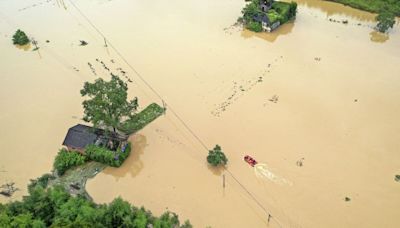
[104,37,108,47]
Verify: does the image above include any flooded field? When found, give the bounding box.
[1,0,400,227]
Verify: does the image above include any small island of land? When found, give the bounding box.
[240,0,297,32]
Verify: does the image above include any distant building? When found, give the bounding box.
[254,0,282,32]
[260,0,273,12]
[62,124,127,153]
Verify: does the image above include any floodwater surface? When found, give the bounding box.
[1,0,400,227]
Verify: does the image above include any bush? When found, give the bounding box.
[376,10,396,33]
[12,29,30,45]
[53,149,86,175]
[207,145,228,167]
[247,21,263,32]
[85,142,131,167]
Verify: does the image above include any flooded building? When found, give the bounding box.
[62,124,127,153]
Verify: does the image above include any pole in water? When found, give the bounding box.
[104,37,108,47]
[162,100,167,114]
[223,174,225,188]
[267,214,272,224]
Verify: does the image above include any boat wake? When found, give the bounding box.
[254,163,292,186]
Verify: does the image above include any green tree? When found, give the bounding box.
[207,145,228,167]
[53,149,86,175]
[12,29,30,45]
[81,74,138,132]
[376,10,396,33]
[103,197,133,227]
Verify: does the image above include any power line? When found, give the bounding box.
[66,1,287,226]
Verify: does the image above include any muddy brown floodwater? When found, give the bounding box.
[1,0,400,227]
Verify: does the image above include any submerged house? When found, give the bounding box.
[254,0,281,32]
[62,124,128,153]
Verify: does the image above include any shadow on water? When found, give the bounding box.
[241,22,295,42]
[14,43,31,51]
[207,164,225,176]
[102,134,147,180]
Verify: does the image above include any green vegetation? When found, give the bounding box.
[53,149,86,175]
[247,21,263,32]
[81,74,138,133]
[241,0,297,32]
[207,145,228,167]
[85,142,131,167]
[12,29,30,45]
[326,0,400,16]
[376,10,396,32]
[0,183,192,227]
[27,174,55,193]
[119,103,165,134]
[53,143,131,175]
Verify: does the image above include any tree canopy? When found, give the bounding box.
[12,29,30,46]
[376,10,396,33]
[0,183,192,228]
[81,75,138,132]
[207,145,228,167]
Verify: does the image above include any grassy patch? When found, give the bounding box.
[119,103,165,134]
[48,161,107,199]
[325,0,400,16]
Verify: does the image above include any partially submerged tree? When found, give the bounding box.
[81,74,138,132]
[207,145,228,167]
[376,10,396,33]
[12,29,30,45]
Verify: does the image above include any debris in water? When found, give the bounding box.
[314,57,321,61]
[344,197,351,202]
[46,40,50,43]
[296,158,304,167]
[79,40,88,46]
[354,99,358,102]
[269,95,279,103]
[0,182,19,197]
[395,175,400,182]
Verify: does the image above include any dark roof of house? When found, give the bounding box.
[62,124,100,149]
[253,14,270,23]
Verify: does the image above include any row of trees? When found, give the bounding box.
[53,143,132,175]
[0,182,192,227]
